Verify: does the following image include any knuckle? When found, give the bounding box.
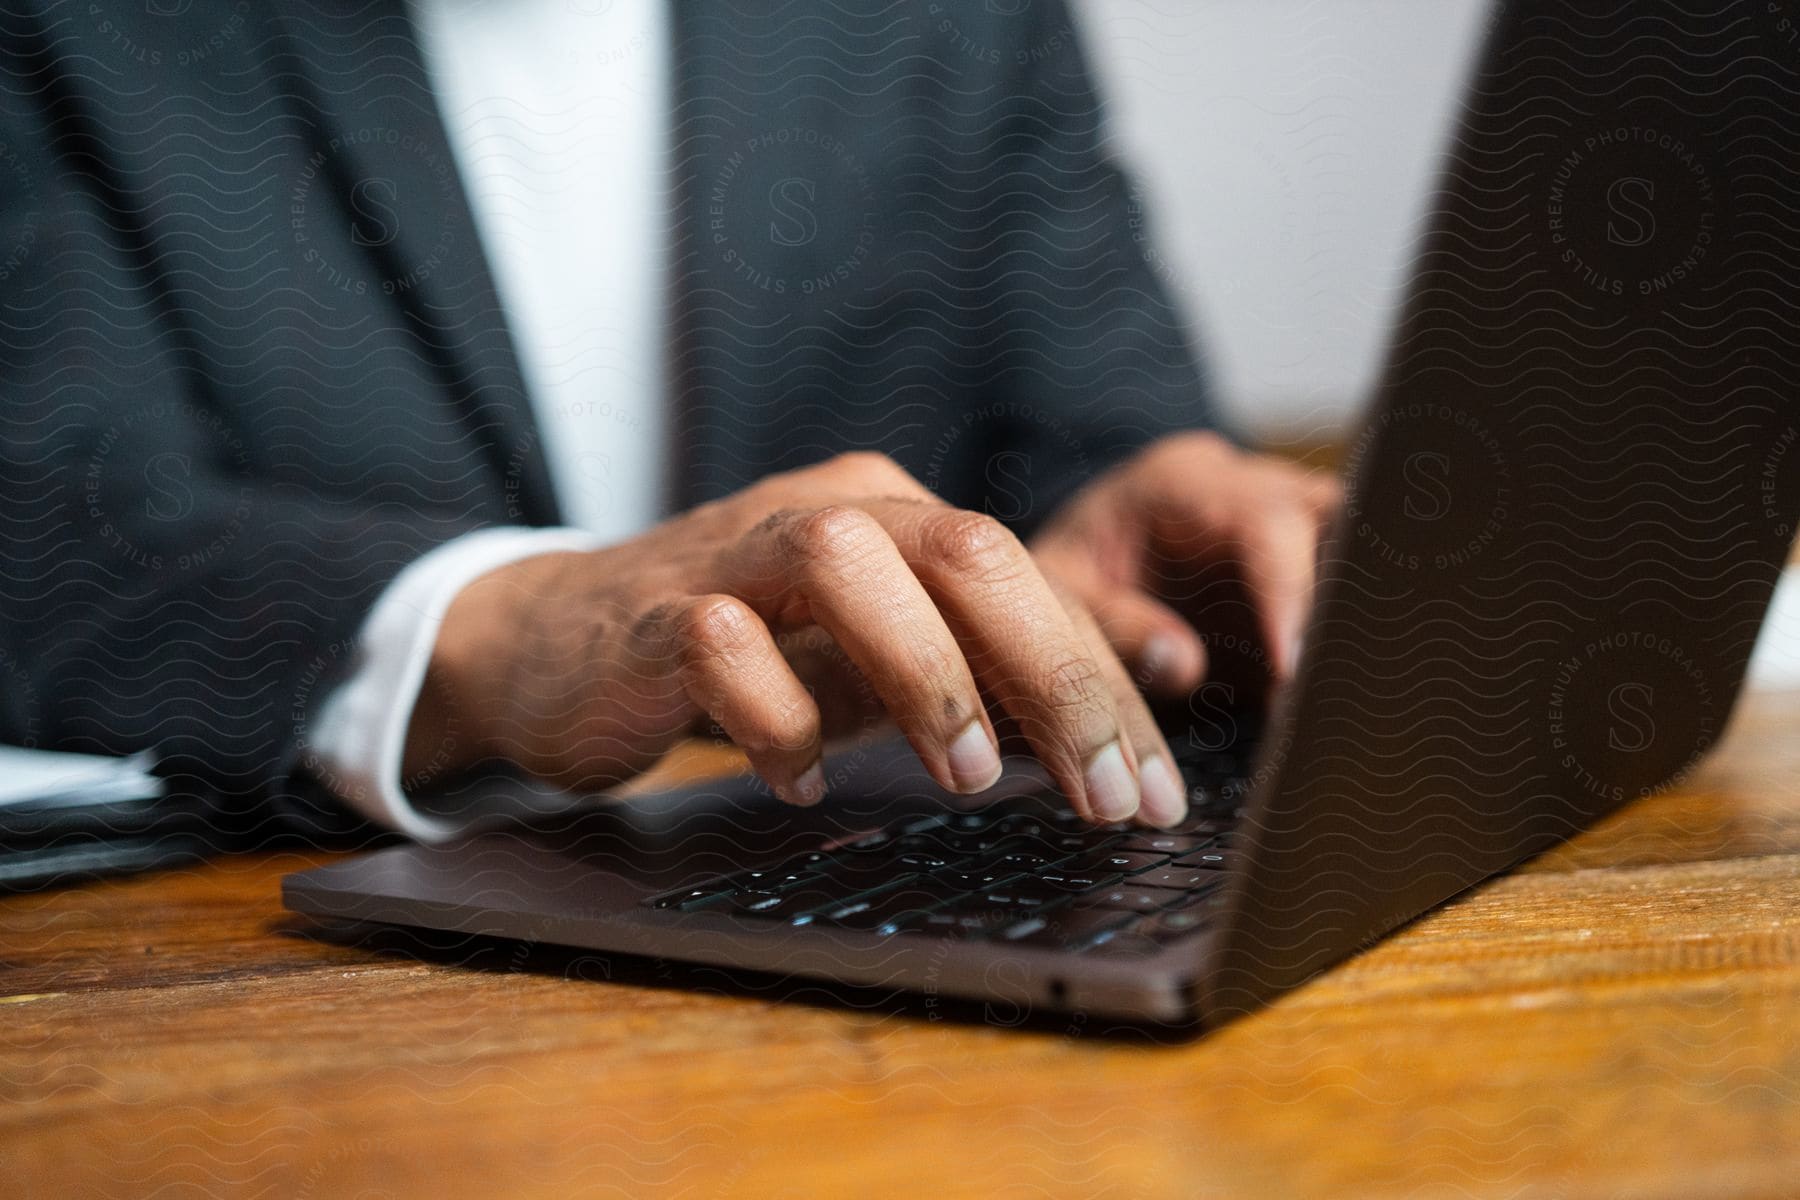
[1039,652,1109,711]
[1147,429,1228,471]
[781,503,880,565]
[677,594,759,659]
[831,449,908,483]
[923,509,1019,576]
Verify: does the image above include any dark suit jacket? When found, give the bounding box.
[0,0,1214,833]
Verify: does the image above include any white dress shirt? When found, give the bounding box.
[308,0,670,840]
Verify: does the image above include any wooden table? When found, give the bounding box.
[3,694,1797,1200]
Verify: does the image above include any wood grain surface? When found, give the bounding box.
[2,693,1797,1200]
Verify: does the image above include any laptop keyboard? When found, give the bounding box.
[645,736,1253,957]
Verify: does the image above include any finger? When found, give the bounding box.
[1051,585,1188,828]
[1301,470,1345,520]
[1139,451,1329,680]
[809,450,936,501]
[1081,584,1208,697]
[637,594,827,805]
[1237,503,1320,679]
[774,625,886,740]
[877,503,1143,825]
[722,505,1004,797]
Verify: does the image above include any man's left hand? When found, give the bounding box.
[1031,432,1342,696]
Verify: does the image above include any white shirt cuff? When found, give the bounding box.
[307,526,605,842]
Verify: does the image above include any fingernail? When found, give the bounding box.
[1279,619,1306,678]
[1083,741,1139,822]
[1138,633,1180,688]
[1142,631,1202,692]
[947,721,1004,794]
[790,761,826,807]
[1137,754,1188,827]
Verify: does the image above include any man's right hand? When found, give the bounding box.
[403,452,1189,827]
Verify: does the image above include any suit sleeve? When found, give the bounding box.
[0,88,480,839]
[969,0,1232,536]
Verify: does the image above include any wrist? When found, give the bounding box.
[402,550,588,783]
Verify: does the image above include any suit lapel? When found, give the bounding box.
[270,0,561,525]
[665,1,781,509]
[664,1,893,506]
[667,1,708,512]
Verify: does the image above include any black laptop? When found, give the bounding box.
[283,0,1800,1027]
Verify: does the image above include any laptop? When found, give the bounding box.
[283,0,1800,1027]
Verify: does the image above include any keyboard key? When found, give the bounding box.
[815,880,964,931]
[813,858,924,892]
[905,829,1011,856]
[1170,849,1231,870]
[722,889,797,917]
[1190,790,1246,821]
[1000,816,1124,848]
[994,849,1069,872]
[937,868,1022,893]
[1046,830,1128,853]
[646,880,736,910]
[993,814,1055,838]
[727,877,911,923]
[893,850,962,871]
[996,906,1136,948]
[1114,833,1217,856]
[1134,867,1213,891]
[978,884,1072,909]
[996,829,1084,855]
[1058,850,1171,875]
[1164,816,1235,838]
[720,863,820,891]
[1076,885,1183,913]
[1031,871,1125,894]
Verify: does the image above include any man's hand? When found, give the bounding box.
[1030,432,1341,694]
[406,452,1190,826]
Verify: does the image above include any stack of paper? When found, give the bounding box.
[0,748,163,810]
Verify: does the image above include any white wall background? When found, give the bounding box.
[1074,0,1494,441]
